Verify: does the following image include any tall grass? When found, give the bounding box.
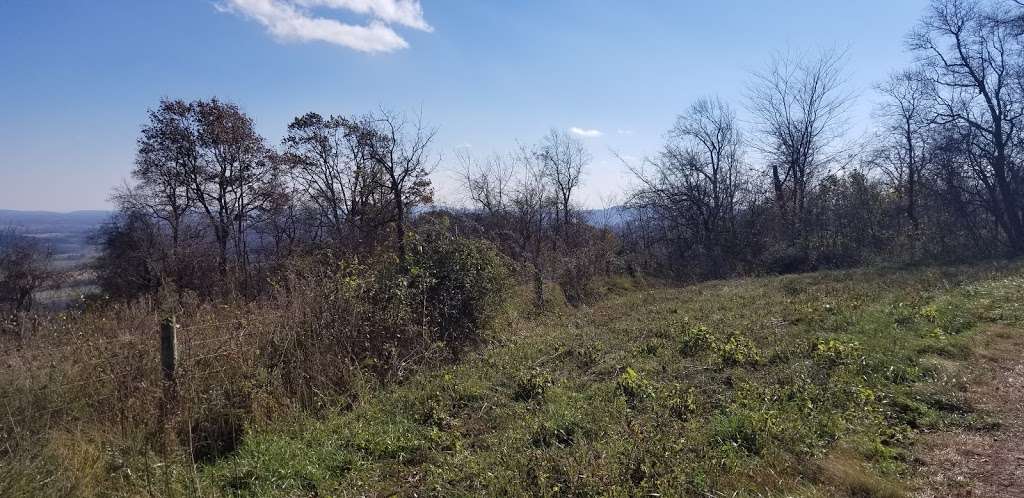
[0,233,513,496]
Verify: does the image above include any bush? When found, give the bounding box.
[617,367,654,408]
[407,226,513,348]
[811,338,862,368]
[719,334,762,367]
[665,384,699,419]
[678,325,718,356]
[267,227,512,402]
[512,368,553,402]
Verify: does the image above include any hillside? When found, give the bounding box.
[6,262,1022,496]
[201,265,1023,497]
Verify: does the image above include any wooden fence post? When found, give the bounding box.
[160,316,178,384]
[158,316,178,453]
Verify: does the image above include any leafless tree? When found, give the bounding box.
[747,49,854,242]
[457,149,514,217]
[282,112,389,247]
[508,145,553,306]
[628,97,746,275]
[539,129,590,231]
[361,109,436,263]
[872,70,935,231]
[908,0,1024,253]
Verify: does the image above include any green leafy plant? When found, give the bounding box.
[679,325,718,356]
[719,334,762,367]
[512,368,553,402]
[617,367,654,408]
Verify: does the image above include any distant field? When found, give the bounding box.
[0,209,108,307]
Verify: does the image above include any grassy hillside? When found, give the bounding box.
[5,262,1024,496]
[201,264,1023,496]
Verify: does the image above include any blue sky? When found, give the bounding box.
[0,0,930,211]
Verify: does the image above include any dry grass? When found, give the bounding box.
[819,452,906,497]
[913,324,1024,497]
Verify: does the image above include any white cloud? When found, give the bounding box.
[219,0,431,53]
[294,0,432,31]
[616,129,634,136]
[569,127,603,138]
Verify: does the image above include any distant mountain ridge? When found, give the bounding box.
[582,206,635,228]
[0,209,112,230]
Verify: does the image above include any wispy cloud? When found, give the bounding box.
[616,129,634,136]
[294,0,432,31]
[219,0,431,53]
[569,127,603,138]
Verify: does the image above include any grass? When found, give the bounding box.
[4,262,1024,496]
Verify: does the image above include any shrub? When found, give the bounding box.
[665,384,699,419]
[513,368,553,402]
[268,228,512,400]
[678,325,718,356]
[555,225,620,307]
[718,334,762,367]
[407,226,513,348]
[811,338,862,368]
[617,367,654,408]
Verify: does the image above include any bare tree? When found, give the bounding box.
[361,109,436,263]
[457,149,514,217]
[282,112,392,248]
[747,49,854,244]
[0,230,55,313]
[909,0,1024,253]
[539,129,589,231]
[628,97,746,276]
[508,145,553,306]
[872,70,935,231]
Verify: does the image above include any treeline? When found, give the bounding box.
[78,0,1024,310]
[91,89,621,309]
[623,0,1024,279]
[97,102,437,299]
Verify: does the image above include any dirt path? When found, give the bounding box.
[914,325,1024,497]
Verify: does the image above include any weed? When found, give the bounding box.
[719,334,762,367]
[812,337,862,368]
[665,384,699,419]
[617,367,654,408]
[512,368,553,402]
[678,325,718,356]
